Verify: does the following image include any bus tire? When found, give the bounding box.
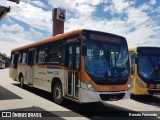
[20,75,24,88]
[53,82,64,104]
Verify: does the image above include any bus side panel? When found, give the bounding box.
[17,64,28,84]
[33,65,44,89]
[33,65,65,93]
[9,64,17,81]
[45,68,65,92]
[9,64,14,79]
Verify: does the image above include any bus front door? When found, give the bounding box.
[28,50,35,85]
[67,44,80,100]
[13,53,19,81]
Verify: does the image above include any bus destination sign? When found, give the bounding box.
[90,33,120,43]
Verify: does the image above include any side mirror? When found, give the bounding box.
[82,45,87,56]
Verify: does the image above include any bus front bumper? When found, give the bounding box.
[80,88,131,103]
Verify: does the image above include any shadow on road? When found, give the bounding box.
[131,95,160,107]
[12,83,160,120]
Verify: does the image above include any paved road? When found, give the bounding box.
[0,68,159,120]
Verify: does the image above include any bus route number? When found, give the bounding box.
[54,71,59,75]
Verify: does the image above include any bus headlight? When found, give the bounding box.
[85,80,96,92]
[137,80,146,88]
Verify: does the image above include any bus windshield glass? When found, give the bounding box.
[138,47,160,83]
[85,40,130,85]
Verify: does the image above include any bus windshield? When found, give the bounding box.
[85,41,130,85]
[138,49,160,83]
[138,55,160,83]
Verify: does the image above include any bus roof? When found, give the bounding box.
[129,46,160,52]
[12,29,82,52]
[12,29,126,52]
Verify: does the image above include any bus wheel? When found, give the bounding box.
[53,82,63,104]
[20,75,24,88]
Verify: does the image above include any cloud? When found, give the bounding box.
[104,0,135,14]
[0,0,160,56]
[26,28,43,38]
[0,0,52,31]
[150,0,156,5]
[126,7,150,26]
[1,24,24,33]
[30,0,47,8]
[48,0,103,9]
[48,0,103,18]
[0,24,42,56]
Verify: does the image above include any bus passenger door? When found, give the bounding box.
[10,53,19,81]
[28,50,36,85]
[67,44,80,100]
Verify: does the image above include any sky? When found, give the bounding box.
[0,0,160,56]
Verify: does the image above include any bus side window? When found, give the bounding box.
[60,46,65,65]
[35,49,39,63]
[11,54,14,64]
[14,53,19,68]
[18,52,22,63]
[38,46,47,63]
[22,52,27,64]
[34,49,37,64]
[48,44,62,64]
[75,46,80,71]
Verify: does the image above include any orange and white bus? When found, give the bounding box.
[129,47,160,95]
[10,29,131,104]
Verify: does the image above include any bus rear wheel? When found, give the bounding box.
[53,82,64,104]
[20,75,24,88]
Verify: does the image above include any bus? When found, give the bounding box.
[129,47,160,95]
[0,60,5,69]
[10,29,131,104]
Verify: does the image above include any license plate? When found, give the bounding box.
[109,97,119,101]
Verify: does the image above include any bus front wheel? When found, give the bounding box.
[53,82,64,104]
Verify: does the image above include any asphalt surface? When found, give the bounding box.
[0,68,160,120]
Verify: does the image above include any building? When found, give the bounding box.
[0,0,20,21]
